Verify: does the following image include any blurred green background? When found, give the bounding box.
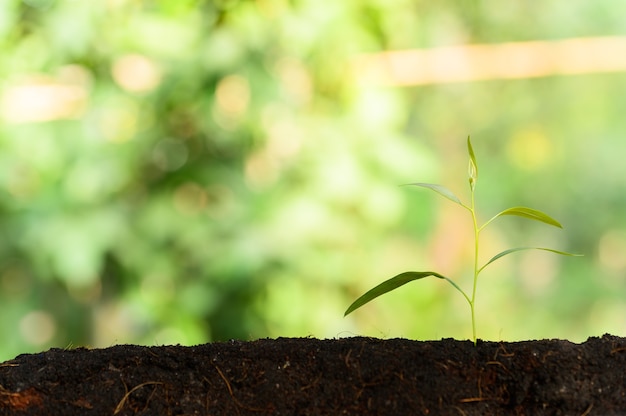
[1,0,625,361]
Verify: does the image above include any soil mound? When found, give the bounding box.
[1,335,625,415]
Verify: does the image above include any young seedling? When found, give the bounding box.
[344,137,581,344]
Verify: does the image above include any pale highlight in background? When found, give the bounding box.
[354,36,626,86]
[4,37,625,124]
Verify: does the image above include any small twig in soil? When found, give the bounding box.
[113,381,163,415]
[486,360,510,374]
[453,406,469,416]
[493,344,514,360]
[214,365,235,398]
[300,373,322,391]
[458,397,490,403]
[580,403,593,416]
[213,364,270,413]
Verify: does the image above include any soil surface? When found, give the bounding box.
[1,334,625,415]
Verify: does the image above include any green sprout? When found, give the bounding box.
[344,137,581,344]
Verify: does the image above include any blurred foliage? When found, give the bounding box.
[0,0,625,360]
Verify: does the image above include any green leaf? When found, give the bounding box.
[405,183,463,206]
[344,271,446,316]
[467,136,478,190]
[492,206,563,228]
[479,247,584,273]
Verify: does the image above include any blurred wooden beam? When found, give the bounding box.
[353,36,626,86]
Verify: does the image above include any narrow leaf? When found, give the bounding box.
[467,136,478,189]
[405,183,463,206]
[492,206,563,228]
[344,271,445,316]
[479,247,584,273]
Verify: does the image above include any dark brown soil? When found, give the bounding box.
[1,334,625,415]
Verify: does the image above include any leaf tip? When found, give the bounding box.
[467,135,478,187]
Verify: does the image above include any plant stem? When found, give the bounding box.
[469,187,480,345]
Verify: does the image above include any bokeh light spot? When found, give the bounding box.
[273,58,313,105]
[152,139,189,171]
[1,75,88,123]
[111,54,162,93]
[19,311,56,346]
[213,75,250,128]
[598,229,626,275]
[173,182,208,216]
[507,128,553,171]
